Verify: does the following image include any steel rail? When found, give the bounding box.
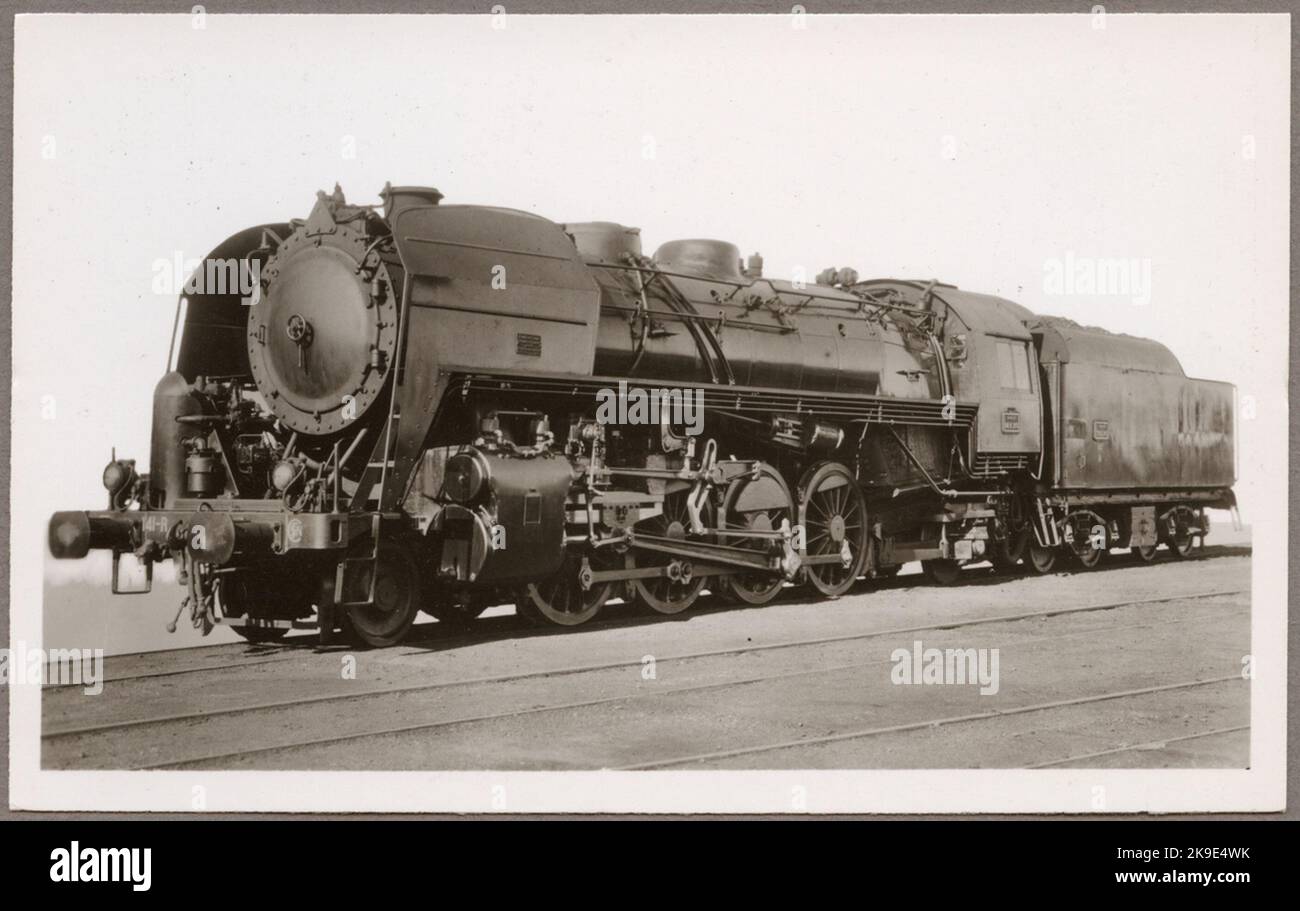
[44,588,1246,740]
[619,676,1246,770]
[49,549,1247,688]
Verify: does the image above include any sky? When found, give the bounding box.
[11,13,1289,650]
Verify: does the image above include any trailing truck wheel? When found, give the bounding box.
[798,462,868,598]
[517,553,611,627]
[345,540,421,648]
[628,490,712,615]
[1027,543,1057,575]
[922,558,962,586]
[989,527,1029,573]
[719,464,794,606]
[1132,544,1159,563]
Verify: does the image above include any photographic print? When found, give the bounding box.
[7,8,1288,815]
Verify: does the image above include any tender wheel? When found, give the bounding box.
[1132,544,1159,562]
[518,552,611,627]
[1072,546,1104,569]
[1027,543,1057,574]
[217,569,297,644]
[345,539,421,647]
[1168,534,1196,558]
[720,463,794,606]
[1063,510,1107,570]
[798,462,868,597]
[922,558,962,586]
[1163,515,1197,558]
[628,490,712,615]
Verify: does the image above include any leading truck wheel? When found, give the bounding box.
[922,559,962,586]
[345,540,421,648]
[424,592,487,628]
[1132,545,1159,563]
[216,571,295,644]
[232,624,289,644]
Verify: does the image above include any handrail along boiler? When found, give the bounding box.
[48,184,1239,646]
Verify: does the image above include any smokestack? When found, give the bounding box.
[380,182,445,222]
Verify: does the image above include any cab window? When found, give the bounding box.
[996,340,1033,391]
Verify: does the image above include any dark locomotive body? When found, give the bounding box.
[49,185,1238,646]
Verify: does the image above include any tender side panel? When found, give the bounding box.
[1056,363,1234,489]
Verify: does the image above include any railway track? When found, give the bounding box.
[618,677,1246,770]
[50,543,1248,686]
[45,588,1248,770]
[139,615,1242,771]
[1025,725,1251,769]
[45,587,1244,739]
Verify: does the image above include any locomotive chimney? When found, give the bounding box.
[745,253,764,278]
[380,183,445,222]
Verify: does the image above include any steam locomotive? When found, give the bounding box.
[48,184,1238,647]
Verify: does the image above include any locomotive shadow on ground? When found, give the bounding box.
[273,543,1251,657]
